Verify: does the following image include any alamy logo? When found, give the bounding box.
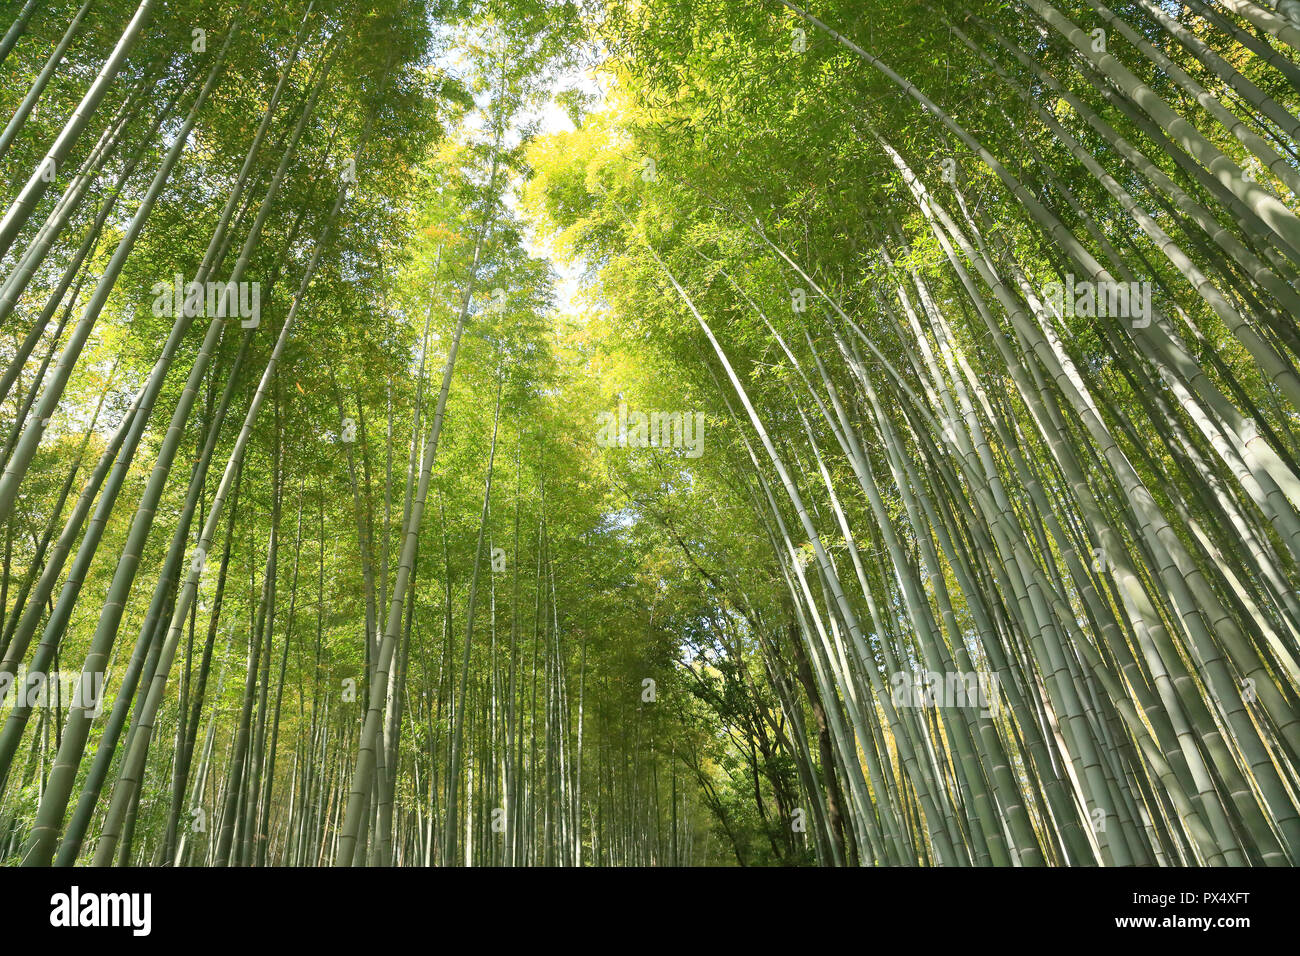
[595,402,705,458]
[890,670,1000,717]
[0,669,103,716]
[1041,275,1152,327]
[151,274,260,327]
[49,886,151,936]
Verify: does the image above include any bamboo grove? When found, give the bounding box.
[2,0,1300,869]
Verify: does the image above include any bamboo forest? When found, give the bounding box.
[1,0,1300,881]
